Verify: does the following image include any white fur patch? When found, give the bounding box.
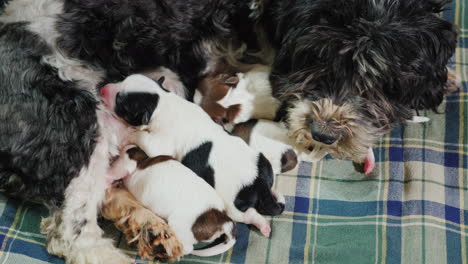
[124,158,231,255]
[224,65,280,125]
[407,116,430,123]
[249,119,328,162]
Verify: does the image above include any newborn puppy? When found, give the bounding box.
[101,74,285,237]
[233,119,377,175]
[114,146,236,256]
[232,119,298,174]
[194,65,280,130]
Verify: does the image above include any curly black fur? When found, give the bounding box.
[0,22,98,205]
[263,0,457,128]
[57,0,254,95]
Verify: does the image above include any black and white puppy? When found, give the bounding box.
[111,146,236,257]
[102,74,285,237]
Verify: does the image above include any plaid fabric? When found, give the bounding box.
[0,1,467,264]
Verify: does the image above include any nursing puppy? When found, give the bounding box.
[112,146,236,256]
[101,74,285,237]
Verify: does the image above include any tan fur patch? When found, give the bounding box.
[288,98,380,162]
[101,182,183,261]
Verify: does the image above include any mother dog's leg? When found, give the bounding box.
[40,135,131,264]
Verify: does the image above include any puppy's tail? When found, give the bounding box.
[191,234,236,257]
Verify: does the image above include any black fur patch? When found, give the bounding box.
[234,154,284,216]
[181,142,215,187]
[115,92,159,126]
[57,0,255,95]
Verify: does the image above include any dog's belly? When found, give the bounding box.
[0,22,98,204]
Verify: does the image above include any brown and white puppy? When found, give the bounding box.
[195,66,300,174]
[101,180,183,261]
[194,65,280,130]
[232,119,299,173]
[111,147,237,257]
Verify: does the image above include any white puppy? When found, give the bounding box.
[111,146,236,256]
[101,74,285,237]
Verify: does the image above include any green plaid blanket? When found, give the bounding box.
[0,1,467,263]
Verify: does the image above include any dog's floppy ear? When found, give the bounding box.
[115,92,159,126]
[157,76,170,93]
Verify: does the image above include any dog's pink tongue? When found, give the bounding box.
[364,148,375,175]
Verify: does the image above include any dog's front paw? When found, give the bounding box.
[123,208,183,261]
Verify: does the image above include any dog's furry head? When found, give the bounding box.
[267,0,457,161]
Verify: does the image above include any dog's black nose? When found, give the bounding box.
[311,123,337,145]
[311,132,337,145]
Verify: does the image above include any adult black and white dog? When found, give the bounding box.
[101,74,285,237]
[260,0,458,164]
[0,0,257,262]
[0,0,457,262]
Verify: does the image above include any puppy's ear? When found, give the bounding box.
[157,76,165,86]
[157,76,170,93]
[115,92,159,126]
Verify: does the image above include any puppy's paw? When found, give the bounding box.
[123,208,183,261]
